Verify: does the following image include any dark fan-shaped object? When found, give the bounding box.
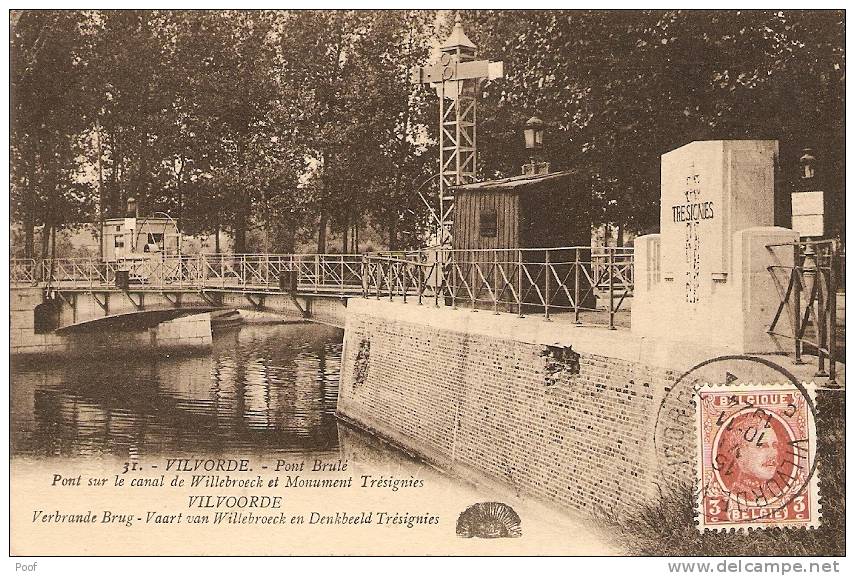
[456,502,522,538]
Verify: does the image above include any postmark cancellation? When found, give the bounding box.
[695,383,821,532]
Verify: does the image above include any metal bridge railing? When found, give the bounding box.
[10,258,38,285]
[767,239,842,383]
[11,253,365,294]
[12,249,634,327]
[362,246,634,329]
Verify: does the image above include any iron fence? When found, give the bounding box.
[10,253,365,294]
[767,239,841,383]
[11,248,635,328]
[10,258,38,285]
[362,246,634,329]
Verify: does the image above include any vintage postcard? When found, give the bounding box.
[8,8,845,563]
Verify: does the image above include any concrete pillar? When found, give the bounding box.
[633,234,660,295]
[731,226,799,353]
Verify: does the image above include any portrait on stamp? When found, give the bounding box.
[696,385,820,531]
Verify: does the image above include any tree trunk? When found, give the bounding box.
[317,212,328,254]
[214,222,221,253]
[233,219,246,254]
[137,133,149,213]
[109,130,119,217]
[40,224,50,261]
[340,214,348,254]
[176,155,184,231]
[388,215,398,252]
[617,222,624,247]
[354,221,359,253]
[96,119,105,260]
[24,215,34,259]
[283,224,296,254]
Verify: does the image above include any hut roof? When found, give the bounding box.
[451,170,576,193]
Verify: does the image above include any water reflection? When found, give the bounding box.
[11,323,344,459]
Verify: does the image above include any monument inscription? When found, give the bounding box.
[672,165,716,303]
[659,140,777,308]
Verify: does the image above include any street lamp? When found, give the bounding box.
[799,148,817,182]
[791,148,825,239]
[522,115,549,176]
[524,116,545,151]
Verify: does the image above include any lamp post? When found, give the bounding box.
[799,148,817,183]
[791,147,825,239]
[523,116,549,176]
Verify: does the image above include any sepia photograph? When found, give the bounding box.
[7,7,846,564]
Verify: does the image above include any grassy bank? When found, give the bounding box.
[616,389,845,556]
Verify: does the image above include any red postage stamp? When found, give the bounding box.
[695,384,820,531]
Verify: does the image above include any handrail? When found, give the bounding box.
[766,239,840,383]
[361,246,634,329]
[11,248,636,329]
[12,253,366,295]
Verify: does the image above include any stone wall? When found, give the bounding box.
[338,299,698,518]
[11,287,212,357]
[11,287,348,357]
[10,288,69,355]
[153,313,213,351]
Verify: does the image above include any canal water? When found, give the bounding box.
[11,322,617,555]
[11,323,345,459]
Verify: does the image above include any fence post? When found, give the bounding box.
[828,242,838,384]
[340,255,345,295]
[361,255,368,299]
[814,254,827,377]
[388,260,394,302]
[468,250,483,312]
[793,244,802,364]
[376,258,382,300]
[544,249,551,321]
[608,248,616,330]
[418,260,424,305]
[451,253,457,309]
[574,248,582,324]
[517,250,524,317]
[403,261,408,304]
[493,255,499,315]
[434,253,440,307]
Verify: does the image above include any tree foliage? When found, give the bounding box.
[10,9,440,256]
[10,10,845,257]
[467,9,845,238]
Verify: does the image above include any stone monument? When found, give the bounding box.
[632,140,799,353]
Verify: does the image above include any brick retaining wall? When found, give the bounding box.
[338,299,696,518]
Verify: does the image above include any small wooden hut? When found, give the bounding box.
[449,170,593,311]
[451,170,590,251]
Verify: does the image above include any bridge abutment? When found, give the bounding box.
[11,287,213,357]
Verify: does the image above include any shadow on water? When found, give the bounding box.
[11,323,346,459]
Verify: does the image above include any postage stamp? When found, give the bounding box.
[695,383,820,531]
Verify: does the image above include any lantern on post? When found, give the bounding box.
[799,148,817,182]
[791,148,826,238]
[524,115,545,151]
[523,116,549,176]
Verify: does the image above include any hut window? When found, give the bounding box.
[479,207,498,237]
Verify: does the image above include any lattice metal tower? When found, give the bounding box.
[413,14,503,246]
